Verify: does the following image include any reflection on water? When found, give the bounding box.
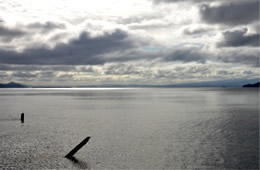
[68,156,89,169]
[0,88,259,169]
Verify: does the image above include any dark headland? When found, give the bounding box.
[0,82,27,88]
[242,82,260,88]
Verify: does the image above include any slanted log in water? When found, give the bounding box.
[65,137,91,159]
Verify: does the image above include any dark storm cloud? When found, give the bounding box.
[0,25,26,40]
[218,29,260,47]
[200,0,259,26]
[164,48,206,63]
[27,21,66,33]
[0,29,142,65]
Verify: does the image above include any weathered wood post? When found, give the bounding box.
[21,113,24,123]
[65,137,91,159]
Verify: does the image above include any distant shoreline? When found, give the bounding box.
[0,80,259,88]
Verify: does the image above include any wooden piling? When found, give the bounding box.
[21,113,24,123]
[65,137,91,159]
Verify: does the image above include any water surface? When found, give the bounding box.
[0,88,259,169]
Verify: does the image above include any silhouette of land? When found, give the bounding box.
[243,82,260,88]
[0,79,259,88]
[0,82,26,88]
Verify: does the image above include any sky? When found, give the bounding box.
[0,0,259,86]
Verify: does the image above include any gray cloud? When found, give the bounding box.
[12,71,39,78]
[76,66,98,73]
[0,25,26,40]
[27,21,66,33]
[39,71,56,79]
[105,63,142,75]
[163,46,259,67]
[153,66,211,80]
[49,32,69,41]
[187,66,209,74]
[217,29,259,47]
[200,0,259,26]
[216,70,235,76]
[164,48,206,63]
[217,51,259,67]
[0,29,143,65]
[243,70,253,75]
[0,64,76,71]
[0,72,8,78]
[56,73,74,79]
[0,20,66,43]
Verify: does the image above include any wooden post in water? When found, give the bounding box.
[65,137,91,159]
[21,113,24,123]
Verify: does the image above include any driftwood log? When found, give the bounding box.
[65,137,91,159]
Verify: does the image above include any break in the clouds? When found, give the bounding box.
[0,0,259,85]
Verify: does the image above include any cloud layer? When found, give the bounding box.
[0,0,259,85]
[0,29,144,65]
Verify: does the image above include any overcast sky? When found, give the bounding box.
[0,0,259,86]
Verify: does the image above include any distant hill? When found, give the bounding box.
[0,82,27,88]
[243,82,260,88]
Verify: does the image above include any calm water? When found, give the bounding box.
[0,88,259,169]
